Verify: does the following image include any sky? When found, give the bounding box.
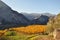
[1,0,60,14]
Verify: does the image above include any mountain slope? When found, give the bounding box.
[0,0,30,29]
[31,15,49,25]
[21,13,35,20]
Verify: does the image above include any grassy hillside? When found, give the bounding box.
[0,30,54,40]
[0,25,54,40]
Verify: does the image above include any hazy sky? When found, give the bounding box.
[1,0,60,14]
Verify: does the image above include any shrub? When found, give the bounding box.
[5,31,17,36]
[11,25,47,34]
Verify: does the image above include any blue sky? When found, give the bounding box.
[1,0,60,14]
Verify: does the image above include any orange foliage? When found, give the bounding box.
[0,29,7,36]
[11,25,47,34]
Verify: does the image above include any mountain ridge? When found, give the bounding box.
[0,0,30,29]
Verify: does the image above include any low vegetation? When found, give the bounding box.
[10,25,47,34]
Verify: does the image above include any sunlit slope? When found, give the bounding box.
[11,25,47,34]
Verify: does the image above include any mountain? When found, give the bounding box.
[22,13,55,20]
[22,13,42,20]
[21,13,35,20]
[30,13,41,19]
[21,12,55,25]
[42,13,55,17]
[37,15,49,25]
[31,15,49,25]
[30,13,55,18]
[22,13,55,25]
[0,0,30,29]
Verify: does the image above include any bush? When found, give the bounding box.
[5,31,17,36]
